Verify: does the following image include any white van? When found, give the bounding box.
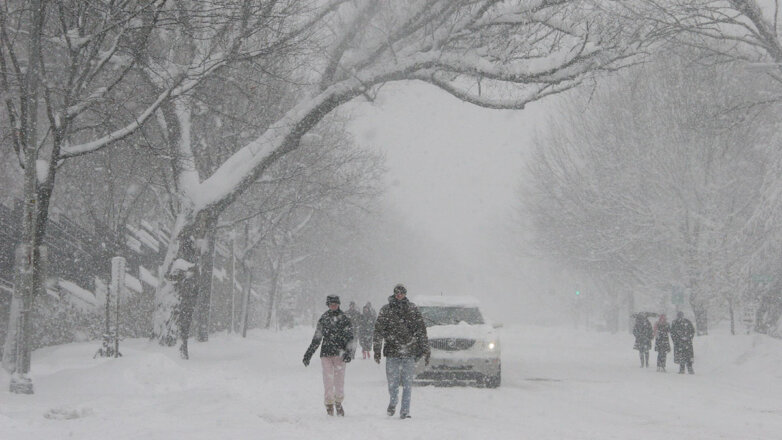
[414,296,501,388]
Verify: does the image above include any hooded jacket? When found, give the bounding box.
[303,308,354,362]
[372,295,429,359]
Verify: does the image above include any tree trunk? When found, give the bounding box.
[265,261,281,329]
[228,235,236,334]
[240,268,252,338]
[2,247,25,373]
[689,284,709,336]
[728,296,735,336]
[693,306,708,335]
[153,207,214,358]
[2,163,52,389]
[3,2,47,389]
[194,216,217,342]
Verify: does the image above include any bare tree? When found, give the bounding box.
[224,118,383,333]
[0,0,172,392]
[520,53,776,334]
[0,0,326,390]
[151,0,656,358]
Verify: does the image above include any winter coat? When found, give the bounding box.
[654,321,671,353]
[345,306,360,333]
[303,309,354,362]
[359,306,376,351]
[633,317,653,351]
[671,317,695,364]
[373,295,429,359]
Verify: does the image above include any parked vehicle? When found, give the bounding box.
[414,296,501,388]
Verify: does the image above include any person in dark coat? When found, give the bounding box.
[303,295,355,416]
[373,284,429,419]
[670,311,695,374]
[345,301,361,358]
[653,314,671,372]
[633,313,653,368]
[359,302,376,359]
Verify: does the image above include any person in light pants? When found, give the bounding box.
[303,295,354,416]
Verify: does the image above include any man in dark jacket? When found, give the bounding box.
[670,311,695,374]
[303,295,354,416]
[373,284,429,419]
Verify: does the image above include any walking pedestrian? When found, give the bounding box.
[653,314,671,372]
[633,313,653,368]
[302,295,354,416]
[359,302,376,359]
[345,301,361,359]
[373,284,429,419]
[671,311,695,374]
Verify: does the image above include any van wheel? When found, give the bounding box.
[483,366,501,388]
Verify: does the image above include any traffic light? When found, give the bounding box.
[575,290,581,296]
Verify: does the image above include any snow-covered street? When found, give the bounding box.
[2,325,781,440]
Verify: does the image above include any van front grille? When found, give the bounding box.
[429,338,475,351]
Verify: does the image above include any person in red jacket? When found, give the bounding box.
[303,295,354,416]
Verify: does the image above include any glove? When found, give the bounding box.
[303,356,310,367]
[374,351,381,364]
[342,352,352,363]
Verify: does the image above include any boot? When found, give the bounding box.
[326,404,334,416]
[387,405,395,416]
[687,364,694,375]
[335,403,344,416]
[679,364,685,374]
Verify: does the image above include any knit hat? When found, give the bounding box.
[393,284,407,295]
[326,295,341,305]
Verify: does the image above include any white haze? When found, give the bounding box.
[346,82,570,326]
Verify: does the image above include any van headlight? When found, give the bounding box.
[487,341,497,350]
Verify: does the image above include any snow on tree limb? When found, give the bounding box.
[186,0,650,215]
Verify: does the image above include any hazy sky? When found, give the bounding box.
[348,82,542,258]
[345,82,568,324]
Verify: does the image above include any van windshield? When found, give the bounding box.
[419,306,484,327]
